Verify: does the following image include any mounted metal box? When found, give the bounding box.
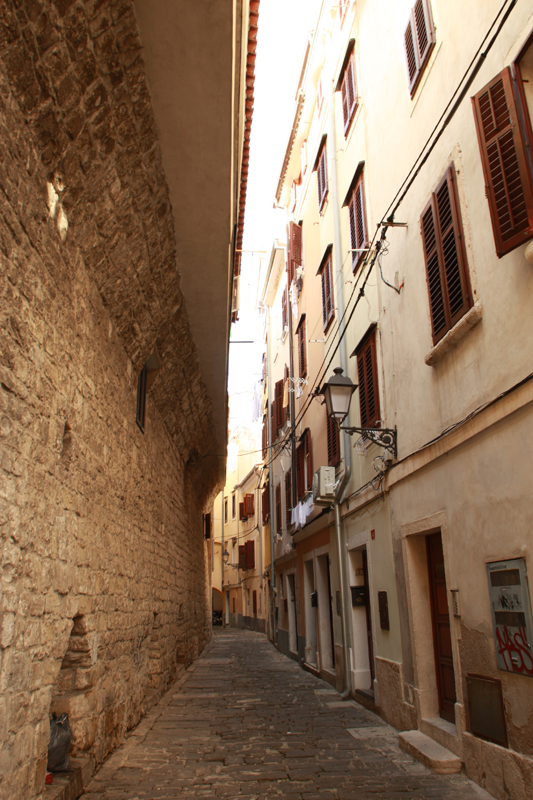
[312,466,336,505]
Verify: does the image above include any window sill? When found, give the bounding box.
[424,301,483,367]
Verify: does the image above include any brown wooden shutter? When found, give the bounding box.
[288,221,302,285]
[252,590,257,616]
[349,175,367,271]
[356,330,381,428]
[285,468,292,522]
[420,165,472,343]
[404,0,435,96]
[245,493,254,517]
[327,414,340,467]
[283,364,289,425]
[275,483,282,532]
[239,501,246,521]
[297,316,307,378]
[271,395,276,441]
[275,379,284,431]
[238,545,246,569]
[320,255,334,330]
[305,429,313,491]
[262,485,270,523]
[246,540,255,570]
[296,442,305,501]
[281,288,288,329]
[472,67,533,257]
[341,53,357,132]
[317,142,328,210]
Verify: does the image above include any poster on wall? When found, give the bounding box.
[487,558,533,677]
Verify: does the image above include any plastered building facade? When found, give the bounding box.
[0,1,257,797]
[264,1,533,798]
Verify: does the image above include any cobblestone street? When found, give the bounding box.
[81,629,493,800]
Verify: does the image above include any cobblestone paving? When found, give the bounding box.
[82,629,492,800]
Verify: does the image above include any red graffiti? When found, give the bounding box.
[495,625,533,675]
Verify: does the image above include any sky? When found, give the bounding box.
[228,0,323,428]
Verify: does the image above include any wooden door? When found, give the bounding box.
[362,550,375,682]
[427,533,456,723]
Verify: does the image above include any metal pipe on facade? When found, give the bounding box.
[328,82,353,700]
[266,304,277,643]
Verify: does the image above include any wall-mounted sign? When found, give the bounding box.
[351,586,366,607]
[487,558,533,677]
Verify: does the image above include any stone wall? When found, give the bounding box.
[0,2,220,797]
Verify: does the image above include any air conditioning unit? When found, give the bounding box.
[312,466,336,505]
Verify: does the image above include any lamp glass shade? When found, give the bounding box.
[322,368,356,421]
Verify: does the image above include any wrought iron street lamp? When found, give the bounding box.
[320,368,397,456]
[222,548,230,566]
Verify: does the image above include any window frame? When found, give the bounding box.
[420,164,473,345]
[224,497,228,524]
[348,169,368,272]
[339,43,358,134]
[354,327,381,429]
[404,0,435,98]
[296,314,307,379]
[316,139,328,212]
[317,245,335,332]
[231,493,236,519]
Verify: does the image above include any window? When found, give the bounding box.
[287,221,302,286]
[244,493,255,518]
[285,468,292,524]
[472,64,533,258]
[339,43,358,133]
[318,245,334,331]
[276,483,282,533]
[239,501,246,521]
[203,513,211,540]
[281,286,288,330]
[262,414,268,458]
[347,167,368,271]
[404,0,435,96]
[224,497,228,524]
[252,590,257,616]
[136,364,147,432]
[296,429,313,501]
[354,328,381,429]
[238,545,247,569]
[246,540,255,570]
[316,139,328,211]
[420,165,472,344]
[231,493,236,519]
[275,378,284,432]
[262,484,270,524]
[327,414,341,467]
[297,315,307,378]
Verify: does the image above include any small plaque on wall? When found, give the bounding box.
[487,558,533,677]
[351,586,366,607]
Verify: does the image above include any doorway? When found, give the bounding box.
[427,532,456,723]
[303,559,318,667]
[287,573,298,654]
[362,549,375,684]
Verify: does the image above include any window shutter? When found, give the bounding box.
[317,142,328,211]
[420,165,472,343]
[327,414,340,467]
[296,442,305,501]
[341,54,357,132]
[297,316,307,378]
[356,330,381,429]
[246,540,255,570]
[245,493,254,517]
[271,395,276,440]
[262,485,270,523]
[276,483,282,532]
[288,222,302,285]
[472,67,533,257]
[275,379,284,431]
[305,429,313,492]
[238,545,247,569]
[320,255,334,330]
[262,415,267,458]
[281,288,288,329]
[349,176,367,271]
[404,0,435,96]
[285,468,292,522]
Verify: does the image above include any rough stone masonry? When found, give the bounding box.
[0,2,221,797]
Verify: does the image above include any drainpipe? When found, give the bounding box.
[266,305,277,643]
[257,477,263,590]
[329,81,353,700]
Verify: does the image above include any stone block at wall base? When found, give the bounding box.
[463,731,533,800]
[375,657,417,731]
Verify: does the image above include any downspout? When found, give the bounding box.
[329,81,353,700]
[266,305,277,643]
[257,475,263,590]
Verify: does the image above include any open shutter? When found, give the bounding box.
[357,330,380,428]
[275,379,284,431]
[285,468,292,522]
[239,501,246,521]
[275,484,282,532]
[281,288,288,329]
[327,415,340,467]
[271,395,276,440]
[341,53,357,132]
[262,485,270,523]
[472,67,533,257]
[288,222,302,285]
[297,316,307,378]
[320,256,334,330]
[245,493,254,517]
[305,429,313,492]
[405,0,435,96]
[296,442,305,501]
[317,142,328,210]
[349,176,367,271]
[238,545,247,569]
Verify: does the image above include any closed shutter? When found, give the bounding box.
[262,485,270,523]
[288,221,302,285]
[245,493,255,517]
[285,468,292,524]
[404,0,435,96]
[420,165,472,343]
[238,545,247,569]
[349,175,367,271]
[246,540,255,570]
[356,329,381,428]
[276,484,282,532]
[320,254,334,330]
[472,67,533,257]
[239,502,246,521]
[297,316,307,378]
[275,379,284,431]
[341,53,357,132]
[327,414,341,467]
[317,142,328,210]
[252,590,257,616]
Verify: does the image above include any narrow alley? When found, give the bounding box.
[81,630,491,800]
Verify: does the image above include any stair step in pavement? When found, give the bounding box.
[399,730,462,774]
